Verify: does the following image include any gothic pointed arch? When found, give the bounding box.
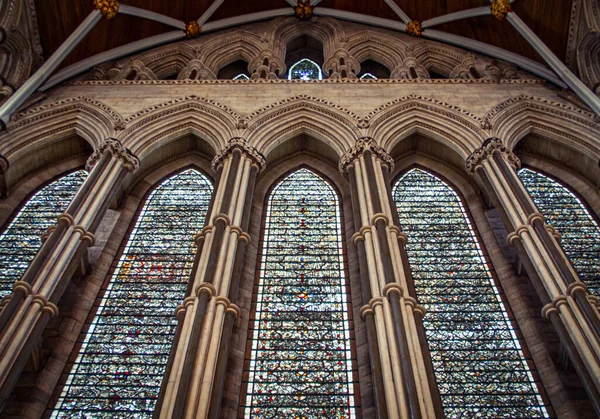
[345,31,406,75]
[197,30,262,76]
[50,168,214,417]
[392,167,551,418]
[241,166,358,418]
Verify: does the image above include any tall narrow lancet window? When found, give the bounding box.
[288,58,323,80]
[519,168,600,296]
[243,168,356,418]
[0,170,87,299]
[393,169,549,418]
[52,169,213,417]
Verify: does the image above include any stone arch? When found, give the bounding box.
[130,42,196,80]
[0,29,33,95]
[367,95,485,159]
[485,95,600,160]
[242,96,360,158]
[345,31,406,76]
[119,96,238,161]
[198,31,262,76]
[577,32,600,93]
[412,42,470,78]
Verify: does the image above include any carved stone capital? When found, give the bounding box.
[211,138,266,172]
[86,138,140,172]
[94,0,119,19]
[465,137,520,174]
[339,137,394,174]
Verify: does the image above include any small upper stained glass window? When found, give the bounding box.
[359,73,377,80]
[288,58,323,80]
[234,73,250,80]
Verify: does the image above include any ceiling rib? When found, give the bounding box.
[198,0,226,25]
[119,5,185,30]
[382,0,411,24]
[422,7,491,29]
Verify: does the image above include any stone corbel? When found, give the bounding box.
[465,137,521,174]
[339,137,394,174]
[86,138,140,172]
[211,137,266,172]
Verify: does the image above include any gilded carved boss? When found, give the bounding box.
[491,0,512,21]
[93,0,119,19]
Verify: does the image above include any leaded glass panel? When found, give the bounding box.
[244,168,356,419]
[393,168,549,418]
[288,58,323,80]
[52,169,213,418]
[0,170,87,299]
[519,168,600,296]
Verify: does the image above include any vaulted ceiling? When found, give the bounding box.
[34,0,573,70]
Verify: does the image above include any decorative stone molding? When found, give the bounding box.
[391,57,430,79]
[107,60,157,81]
[249,50,286,80]
[465,137,521,174]
[491,0,512,21]
[211,137,266,172]
[86,138,140,172]
[93,0,119,20]
[177,59,216,80]
[323,48,360,79]
[339,137,394,174]
[0,154,8,173]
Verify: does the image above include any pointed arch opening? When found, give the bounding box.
[288,58,323,80]
[358,59,389,79]
[392,168,550,418]
[519,168,600,296]
[0,170,87,299]
[50,168,213,417]
[242,167,357,418]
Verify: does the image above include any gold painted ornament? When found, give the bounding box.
[491,0,512,21]
[93,0,119,19]
[406,20,423,37]
[294,0,313,19]
[185,21,201,39]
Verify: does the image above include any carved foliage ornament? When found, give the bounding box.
[185,21,201,39]
[294,0,314,19]
[86,138,140,172]
[491,0,512,21]
[93,0,119,19]
[211,138,266,172]
[339,137,394,174]
[465,137,521,174]
[406,20,423,37]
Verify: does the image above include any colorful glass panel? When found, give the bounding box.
[393,169,549,418]
[519,168,600,296]
[244,168,356,419]
[359,73,376,80]
[0,170,87,299]
[52,169,213,418]
[234,73,250,80]
[288,58,323,80]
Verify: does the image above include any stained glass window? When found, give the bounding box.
[243,168,356,419]
[288,58,323,80]
[359,73,376,80]
[234,73,250,80]
[519,168,600,296]
[0,170,87,299]
[393,168,549,418]
[52,169,213,418]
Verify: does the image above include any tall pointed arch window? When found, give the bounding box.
[0,170,87,299]
[519,168,600,296]
[243,168,357,419]
[52,169,213,418]
[393,168,549,418]
[288,58,323,80]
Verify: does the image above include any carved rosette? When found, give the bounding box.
[85,138,140,172]
[465,137,521,174]
[406,20,423,37]
[211,138,266,172]
[491,0,512,21]
[93,0,119,19]
[294,0,313,19]
[339,137,394,174]
[185,21,201,39]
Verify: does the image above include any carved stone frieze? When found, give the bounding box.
[211,137,266,172]
[85,138,140,172]
[339,137,394,174]
[465,137,521,174]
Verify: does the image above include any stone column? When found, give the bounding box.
[155,138,264,419]
[466,137,600,414]
[340,138,443,419]
[0,138,138,408]
[249,50,286,80]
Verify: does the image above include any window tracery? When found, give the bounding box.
[519,168,600,296]
[393,168,549,418]
[51,169,213,418]
[288,58,323,80]
[0,170,87,299]
[243,168,356,419]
